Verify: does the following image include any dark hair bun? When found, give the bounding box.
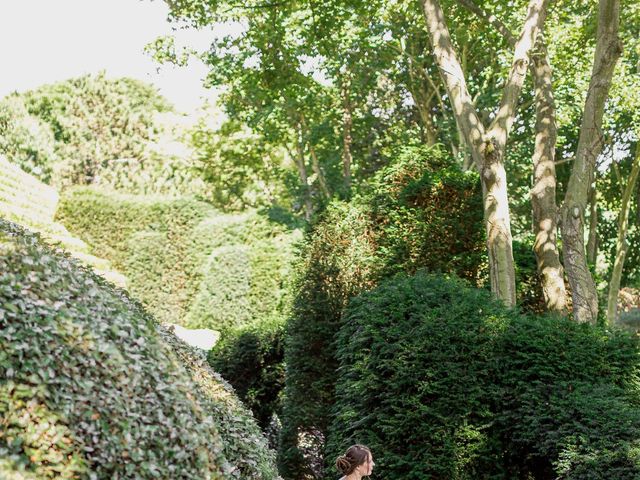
[336,455,352,474]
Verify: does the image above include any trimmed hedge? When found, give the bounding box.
[208,317,287,432]
[56,188,299,330]
[159,326,280,479]
[327,272,640,479]
[0,219,280,479]
[278,146,486,479]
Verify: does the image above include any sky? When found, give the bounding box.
[0,0,218,113]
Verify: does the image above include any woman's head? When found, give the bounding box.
[335,444,374,477]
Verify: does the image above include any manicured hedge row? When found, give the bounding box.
[328,272,640,480]
[0,219,280,479]
[56,188,299,330]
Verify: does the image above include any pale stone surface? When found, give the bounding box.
[166,323,220,351]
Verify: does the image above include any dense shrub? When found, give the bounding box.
[0,219,280,479]
[17,73,172,187]
[209,317,286,432]
[57,187,299,329]
[1,75,209,195]
[327,272,640,480]
[159,326,281,479]
[0,96,57,181]
[279,146,485,479]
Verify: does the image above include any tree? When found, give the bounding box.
[559,0,622,323]
[607,140,640,323]
[420,0,551,307]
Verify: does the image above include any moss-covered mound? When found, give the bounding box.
[56,188,300,331]
[0,219,279,479]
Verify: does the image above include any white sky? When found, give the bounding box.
[0,0,218,113]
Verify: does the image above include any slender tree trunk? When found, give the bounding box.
[560,0,622,323]
[291,128,313,221]
[300,116,330,200]
[586,182,598,264]
[341,78,353,192]
[607,143,640,323]
[308,142,331,199]
[530,36,568,313]
[456,0,568,313]
[421,0,549,306]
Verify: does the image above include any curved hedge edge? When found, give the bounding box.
[158,324,282,480]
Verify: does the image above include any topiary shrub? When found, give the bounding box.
[327,271,640,480]
[57,188,299,330]
[279,146,486,479]
[186,245,253,331]
[208,317,286,433]
[0,96,57,181]
[0,219,280,479]
[159,326,281,479]
[278,201,380,480]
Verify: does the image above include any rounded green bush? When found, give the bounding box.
[327,272,640,480]
[208,317,286,431]
[0,219,280,479]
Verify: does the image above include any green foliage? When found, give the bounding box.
[0,219,280,479]
[188,119,292,211]
[20,73,173,186]
[209,317,286,431]
[327,271,640,480]
[57,187,299,330]
[159,326,281,479]
[1,74,204,195]
[0,96,57,181]
[279,146,485,479]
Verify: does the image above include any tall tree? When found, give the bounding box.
[559,0,622,323]
[420,0,550,306]
[456,0,568,313]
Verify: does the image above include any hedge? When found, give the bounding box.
[56,187,299,330]
[327,272,640,480]
[0,219,280,479]
[278,146,557,478]
[278,146,487,479]
[208,317,287,433]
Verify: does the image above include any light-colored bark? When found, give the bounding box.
[300,116,331,200]
[530,36,568,313]
[420,0,549,306]
[341,77,353,191]
[586,183,598,264]
[457,0,567,313]
[292,127,313,221]
[607,143,640,324]
[560,0,622,323]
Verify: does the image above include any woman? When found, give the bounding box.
[335,444,375,480]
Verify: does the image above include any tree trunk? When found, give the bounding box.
[607,143,640,323]
[341,78,353,192]
[456,0,568,313]
[530,35,568,313]
[292,127,313,221]
[560,0,622,323]
[586,182,598,264]
[300,116,331,200]
[420,0,550,306]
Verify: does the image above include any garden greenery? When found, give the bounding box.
[328,272,640,480]
[56,187,300,331]
[279,146,486,478]
[208,317,286,433]
[0,219,279,479]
